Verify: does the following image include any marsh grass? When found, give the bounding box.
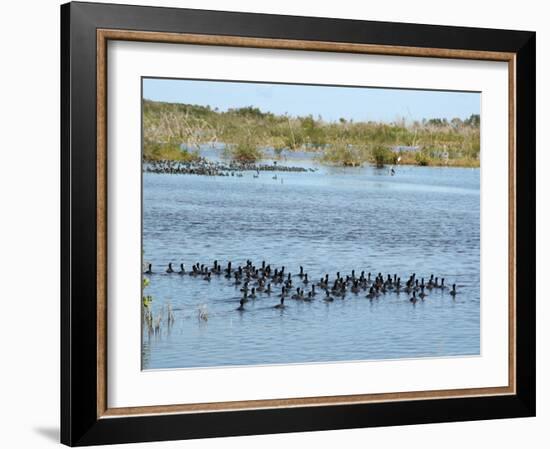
[143,142,200,162]
[320,142,366,167]
[226,141,263,163]
[142,263,175,336]
[395,151,479,167]
[142,302,176,337]
[372,145,395,168]
[143,100,480,167]
[321,143,397,168]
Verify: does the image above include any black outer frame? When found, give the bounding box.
[61,1,536,446]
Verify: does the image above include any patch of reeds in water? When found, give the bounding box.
[142,302,175,337]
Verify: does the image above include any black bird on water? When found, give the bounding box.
[366,287,376,299]
[144,263,152,274]
[166,263,174,274]
[450,284,458,297]
[236,298,246,311]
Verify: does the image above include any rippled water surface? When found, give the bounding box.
[142,158,480,370]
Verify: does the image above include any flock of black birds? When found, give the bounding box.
[143,259,459,312]
[144,159,314,177]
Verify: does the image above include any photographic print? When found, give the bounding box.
[141,78,481,370]
[62,6,535,443]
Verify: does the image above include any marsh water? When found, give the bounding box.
[142,152,480,370]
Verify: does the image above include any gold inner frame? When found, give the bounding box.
[96,29,517,419]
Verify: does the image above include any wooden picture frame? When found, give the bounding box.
[61,1,535,446]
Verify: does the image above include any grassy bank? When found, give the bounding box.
[144,142,200,162]
[143,99,480,167]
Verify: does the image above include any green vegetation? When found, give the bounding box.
[415,152,430,167]
[143,99,480,167]
[372,145,395,168]
[222,130,264,163]
[229,142,263,163]
[321,142,367,167]
[142,277,153,307]
[142,263,174,335]
[144,142,200,162]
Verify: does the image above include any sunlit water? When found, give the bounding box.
[142,157,480,370]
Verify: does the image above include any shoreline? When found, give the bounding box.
[143,157,480,175]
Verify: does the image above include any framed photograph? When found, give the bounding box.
[61,1,536,446]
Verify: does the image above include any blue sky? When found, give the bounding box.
[143,78,480,123]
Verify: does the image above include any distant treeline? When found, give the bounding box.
[143,99,480,167]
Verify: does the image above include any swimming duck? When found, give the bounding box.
[291,288,303,300]
[224,261,232,278]
[450,284,457,297]
[285,274,293,289]
[144,263,152,274]
[236,298,246,311]
[395,278,402,293]
[166,263,174,274]
[317,274,329,289]
[385,274,392,287]
[427,274,434,290]
[234,272,242,286]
